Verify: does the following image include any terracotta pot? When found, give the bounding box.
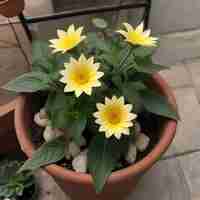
[14,73,177,200]
[0,97,20,154]
[0,0,24,17]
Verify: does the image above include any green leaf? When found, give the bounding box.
[122,82,145,113]
[32,40,69,74]
[139,89,179,120]
[32,59,54,73]
[46,92,76,129]
[111,75,123,89]
[32,40,50,63]
[135,57,169,74]
[92,18,108,29]
[2,72,50,92]
[69,113,87,145]
[53,53,71,69]
[134,46,155,57]
[0,161,22,185]
[88,135,129,193]
[86,32,110,52]
[19,137,65,172]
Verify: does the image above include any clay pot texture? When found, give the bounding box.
[0,0,24,17]
[15,74,177,200]
[0,98,20,155]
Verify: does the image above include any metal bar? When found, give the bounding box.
[23,2,149,24]
[144,0,152,29]
[18,13,32,41]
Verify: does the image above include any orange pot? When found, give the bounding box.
[0,97,20,154]
[0,0,24,17]
[14,73,177,200]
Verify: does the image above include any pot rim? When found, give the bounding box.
[15,73,177,185]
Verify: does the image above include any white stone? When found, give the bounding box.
[34,111,49,127]
[68,142,81,158]
[39,108,48,119]
[79,136,86,147]
[125,144,137,164]
[135,133,150,152]
[43,126,57,142]
[64,146,71,160]
[54,128,64,138]
[135,122,141,134]
[72,150,88,173]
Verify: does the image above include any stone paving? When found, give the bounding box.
[1,13,200,200]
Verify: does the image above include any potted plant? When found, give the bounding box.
[3,20,178,200]
[0,0,24,18]
[0,160,37,200]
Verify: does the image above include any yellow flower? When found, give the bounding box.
[116,22,158,47]
[49,24,86,53]
[93,96,137,139]
[60,54,104,97]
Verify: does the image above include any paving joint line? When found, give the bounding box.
[161,148,200,161]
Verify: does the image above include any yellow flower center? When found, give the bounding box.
[74,71,90,84]
[70,65,92,86]
[128,32,145,44]
[104,105,122,125]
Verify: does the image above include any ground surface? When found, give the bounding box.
[1,12,200,200]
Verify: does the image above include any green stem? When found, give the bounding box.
[118,47,133,70]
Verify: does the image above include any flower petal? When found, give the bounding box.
[67,24,75,34]
[123,23,134,32]
[135,21,144,33]
[57,29,66,38]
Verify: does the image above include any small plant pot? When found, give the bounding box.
[14,74,177,200]
[0,98,20,155]
[0,0,24,18]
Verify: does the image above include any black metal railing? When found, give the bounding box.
[19,0,151,42]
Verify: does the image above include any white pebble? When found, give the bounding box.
[135,122,141,134]
[43,126,56,142]
[64,145,71,160]
[39,108,48,118]
[68,142,81,158]
[125,144,137,164]
[72,150,88,173]
[54,128,64,138]
[34,112,49,127]
[135,133,150,152]
[79,136,86,147]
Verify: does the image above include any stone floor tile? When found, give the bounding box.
[0,23,27,45]
[149,0,200,34]
[0,89,17,106]
[153,30,200,65]
[162,144,178,159]
[159,63,192,88]
[0,16,8,24]
[170,87,200,154]
[0,24,18,46]
[35,170,70,200]
[184,59,200,103]
[0,48,29,86]
[178,152,200,200]
[128,158,190,200]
